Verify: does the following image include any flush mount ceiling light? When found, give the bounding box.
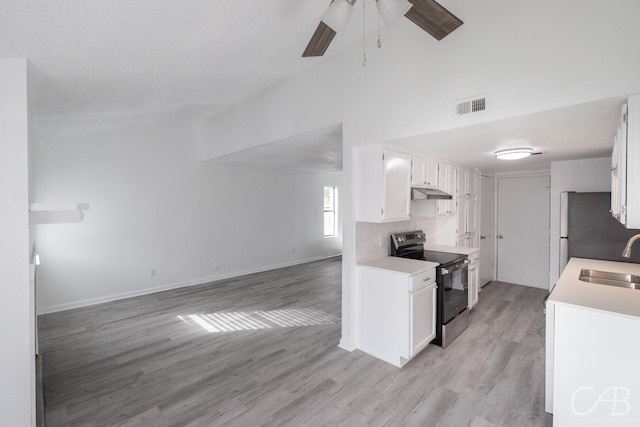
[495,148,533,160]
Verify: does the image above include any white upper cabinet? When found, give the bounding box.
[612,94,640,229]
[355,145,411,223]
[456,167,477,198]
[456,197,477,240]
[611,104,627,224]
[411,156,439,189]
[437,163,457,216]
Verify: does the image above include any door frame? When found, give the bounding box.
[479,173,497,286]
[494,169,550,286]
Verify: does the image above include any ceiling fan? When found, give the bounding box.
[302,0,463,57]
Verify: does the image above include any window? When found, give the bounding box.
[324,186,338,237]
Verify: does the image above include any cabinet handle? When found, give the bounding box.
[480,235,486,240]
[422,276,433,282]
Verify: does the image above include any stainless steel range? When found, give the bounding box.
[390,230,469,348]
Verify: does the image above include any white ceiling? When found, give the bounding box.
[394,96,625,174]
[213,124,343,175]
[0,1,375,142]
[0,1,624,175]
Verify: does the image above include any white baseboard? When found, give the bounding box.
[338,339,356,352]
[38,254,342,315]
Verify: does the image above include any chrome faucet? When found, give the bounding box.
[622,234,640,258]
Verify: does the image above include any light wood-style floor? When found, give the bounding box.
[39,257,552,426]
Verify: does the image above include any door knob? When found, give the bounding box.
[498,235,504,239]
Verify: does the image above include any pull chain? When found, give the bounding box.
[362,0,367,66]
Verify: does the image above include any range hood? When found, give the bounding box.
[411,187,453,200]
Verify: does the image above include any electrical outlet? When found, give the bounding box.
[213,264,219,271]
[292,248,296,254]
[149,268,157,277]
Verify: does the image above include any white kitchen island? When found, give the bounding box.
[546,257,640,425]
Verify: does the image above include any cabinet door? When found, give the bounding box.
[448,166,457,214]
[611,138,619,220]
[412,157,438,188]
[467,169,477,197]
[457,198,468,237]
[438,163,449,192]
[467,198,477,235]
[456,167,467,197]
[382,150,411,221]
[437,164,449,215]
[618,104,628,225]
[410,284,436,356]
[411,157,426,187]
[456,167,477,197]
[469,264,479,308]
[425,159,439,189]
[437,163,456,215]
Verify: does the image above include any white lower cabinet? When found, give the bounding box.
[357,265,437,367]
[550,303,640,423]
[410,284,436,355]
[468,250,479,309]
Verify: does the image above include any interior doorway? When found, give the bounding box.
[479,175,495,286]
[496,174,550,289]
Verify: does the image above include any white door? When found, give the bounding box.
[496,175,550,289]
[479,175,495,286]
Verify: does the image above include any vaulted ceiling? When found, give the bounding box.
[1,1,634,175]
[0,1,378,142]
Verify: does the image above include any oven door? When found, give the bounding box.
[440,262,469,324]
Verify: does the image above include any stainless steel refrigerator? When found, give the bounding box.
[560,191,640,272]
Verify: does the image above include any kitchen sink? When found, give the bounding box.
[579,269,640,290]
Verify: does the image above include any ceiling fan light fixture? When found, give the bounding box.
[375,0,412,27]
[495,148,533,160]
[321,0,357,33]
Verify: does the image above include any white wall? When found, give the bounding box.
[549,157,612,287]
[197,1,640,349]
[34,120,342,313]
[201,0,640,158]
[0,58,34,426]
[356,211,438,263]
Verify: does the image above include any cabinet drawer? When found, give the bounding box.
[409,269,436,292]
[469,251,480,266]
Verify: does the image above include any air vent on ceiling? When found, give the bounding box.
[455,96,487,117]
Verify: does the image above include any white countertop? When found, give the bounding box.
[549,257,640,319]
[357,257,439,276]
[424,244,479,255]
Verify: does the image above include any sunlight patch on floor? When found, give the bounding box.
[178,308,339,333]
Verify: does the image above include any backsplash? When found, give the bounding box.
[356,216,438,263]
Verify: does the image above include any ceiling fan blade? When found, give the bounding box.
[302,0,356,57]
[302,21,337,57]
[405,0,463,41]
